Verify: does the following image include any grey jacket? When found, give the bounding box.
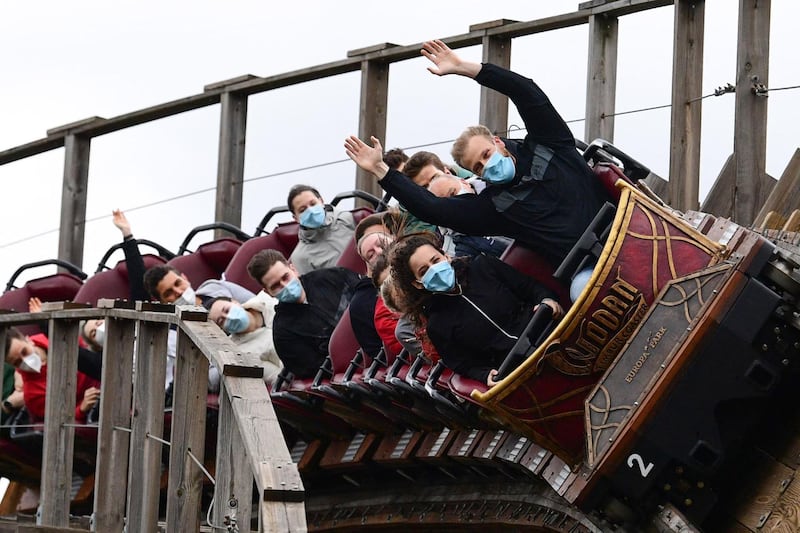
[290,208,355,274]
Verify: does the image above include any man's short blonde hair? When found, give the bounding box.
[451,125,494,168]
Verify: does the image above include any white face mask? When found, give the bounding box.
[19,352,42,374]
[94,322,106,348]
[456,184,473,196]
[174,286,196,306]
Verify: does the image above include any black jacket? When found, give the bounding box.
[377,63,608,265]
[424,256,554,384]
[273,267,361,378]
[348,278,383,359]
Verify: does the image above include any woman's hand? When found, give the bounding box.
[486,369,500,387]
[344,135,389,179]
[421,39,481,78]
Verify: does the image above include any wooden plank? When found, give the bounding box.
[259,501,307,533]
[346,42,399,58]
[46,116,105,136]
[355,59,389,201]
[755,148,800,227]
[0,136,66,166]
[668,0,705,212]
[733,0,771,226]
[644,172,669,200]
[39,319,80,527]
[214,91,248,237]
[479,34,512,136]
[17,527,89,533]
[92,318,136,532]
[57,134,91,270]
[179,320,263,378]
[125,320,169,533]
[165,330,209,533]
[213,380,253,530]
[729,448,793,529]
[763,472,800,532]
[760,211,786,231]
[584,13,618,143]
[701,153,735,216]
[223,378,304,501]
[784,210,800,233]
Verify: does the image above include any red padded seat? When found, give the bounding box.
[73,254,166,306]
[167,238,242,290]
[500,243,570,307]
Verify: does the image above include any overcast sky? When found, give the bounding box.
[1,1,798,291]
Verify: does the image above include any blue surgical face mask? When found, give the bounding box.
[299,203,326,229]
[275,277,303,303]
[419,261,456,293]
[223,304,250,334]
[481,150,516,184]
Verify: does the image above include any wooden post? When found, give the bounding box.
[355,56,390,200]
[125,318,169,533]
[754,148,800,227]
[669,0,705,211]
[584,13,618,143]
[733,0,771,226]
[92,317,135,532]
[39,318,80,527]
[213,380,254,530]
[472,22,514,135]
[214,91,248,238]
[57,134,91,270]
[164,328,209,533]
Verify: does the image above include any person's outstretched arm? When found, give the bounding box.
[114,209,148,302]
[421,39,573,148]
[344,136,502,236]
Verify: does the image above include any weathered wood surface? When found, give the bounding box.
[213,380,254,530]
[668,0,704,212]
[585,13,618,142]
[57,134,91,270]
[355,58,389,201]
[701,153,775,217]
[478,30,512,135]
[39,319,81,528]
[755,148,800,228]
[164,330,209,533]
[733,0,771,226]
[214,91,248,236]
[125,320,169,533]
[92,318,136,532]
[179,319,263,378]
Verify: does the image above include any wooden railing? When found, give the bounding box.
[0,301,305,533]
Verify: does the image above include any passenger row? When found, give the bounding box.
[2,38,644,442]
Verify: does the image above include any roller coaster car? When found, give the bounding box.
[463,141,800,527]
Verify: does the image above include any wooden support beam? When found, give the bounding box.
[355,59,389,200]
[125,319,169,533]
[213,380,254,530]
[584,13,618,143]
[214,91,248,237]
[733,0,771,226]
[39,319,80,527]
[668,0,705,211]
[92,317,136,532]
[754,148,800,227]
[479,33,512,135]
[164,330,209,533]
[57,134,91,270]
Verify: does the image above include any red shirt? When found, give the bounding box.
[20,334,101,423]
[373,297,403,362]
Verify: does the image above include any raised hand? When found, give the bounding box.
[344,135,389,179]
[420,39,481,78]
[112,209,132,238]
[28,297,42,313]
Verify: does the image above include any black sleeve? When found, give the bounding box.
[378,169,504,236]
[427,326,493,384]
[272,326,326,380]
[121,236,149,302]
[475,63,575,149]
[77,347,103,381]
[483,256,555,305]
[348,282,383,358]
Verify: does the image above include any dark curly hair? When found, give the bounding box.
[387,232,445,325]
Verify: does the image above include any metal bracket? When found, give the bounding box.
[751,76,769,97]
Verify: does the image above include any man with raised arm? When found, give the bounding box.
[345,39,608,266]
